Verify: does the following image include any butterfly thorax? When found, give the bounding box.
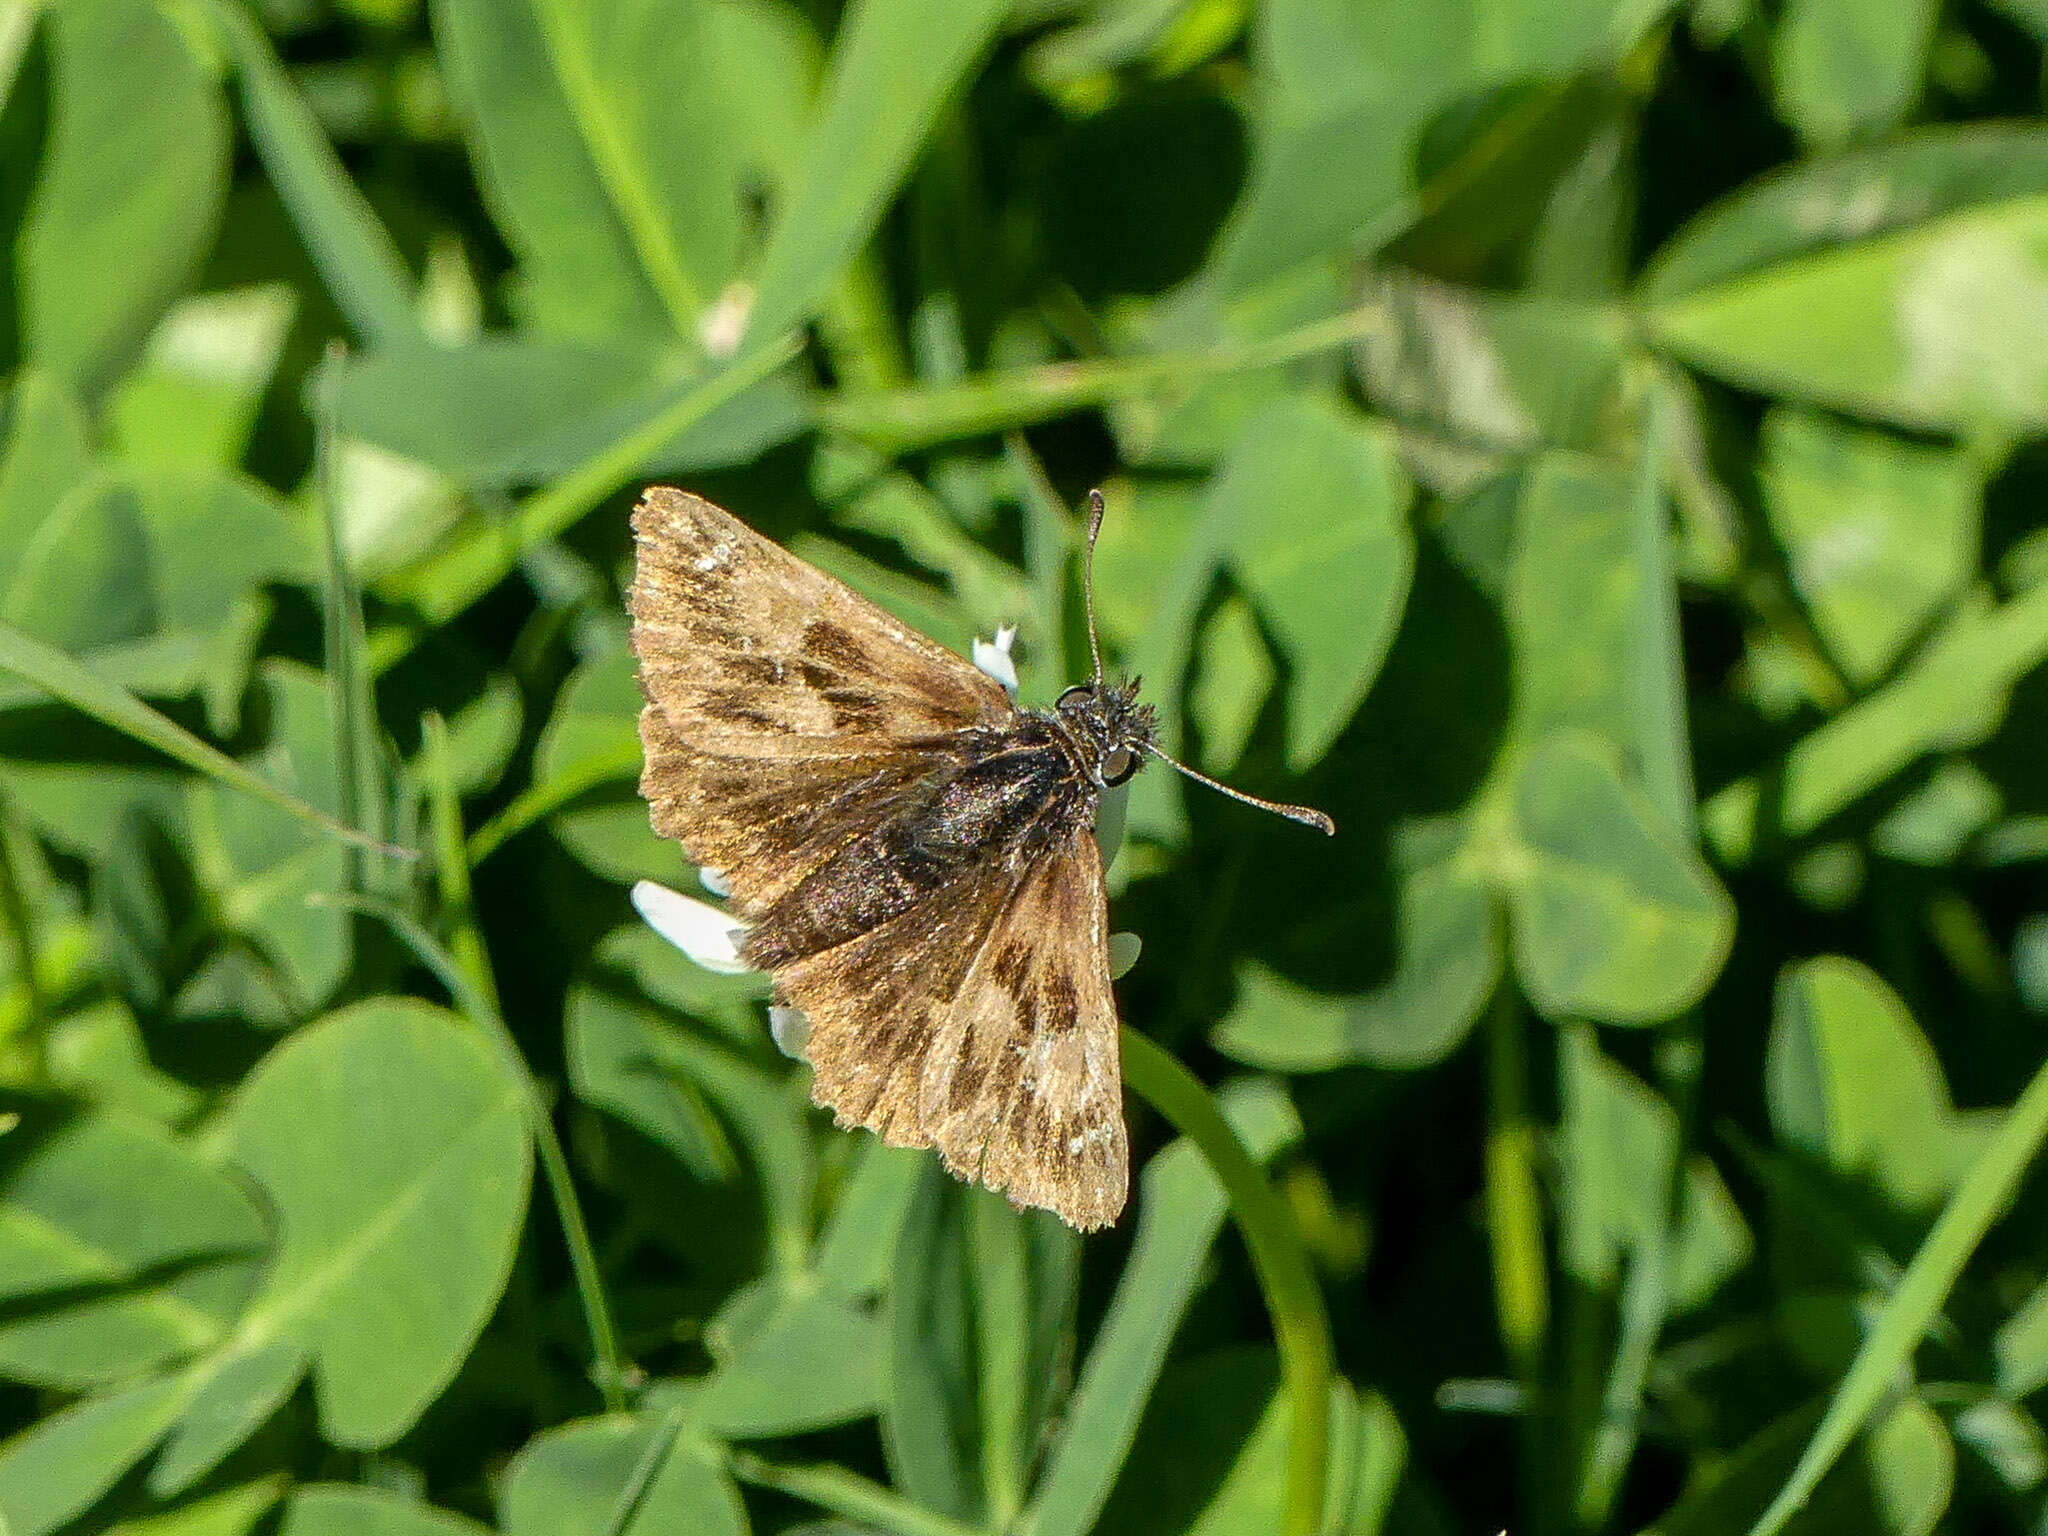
[744,714,1098,969]
[1044,678,1157,791]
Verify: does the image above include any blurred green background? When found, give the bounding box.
[4,0,2048,1533]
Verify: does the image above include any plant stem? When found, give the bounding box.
[420,714,501,1014]
[1119,1028,1334,1536]
[1483,985,1548,1532]
[466,738,643,868]
[818,305,1382,454]
[1486,986,1548,1375]
[0,620,407,859]
[368,332,802,674]
[729,1449,985,1536]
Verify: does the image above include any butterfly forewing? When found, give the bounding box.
[631,487,1014,911]
[630,486,1131,1229]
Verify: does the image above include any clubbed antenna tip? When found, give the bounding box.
[1082,489,1107,687]
[1142,743,1336,835]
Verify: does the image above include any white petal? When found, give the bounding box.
[698,866,733,898]
[1108,931,1141,980]
[972,624,1020,694]
[769,1006,811,1060]
[631,880,754,974]
[697,280,754,359]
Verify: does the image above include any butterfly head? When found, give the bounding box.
[1058,488,1335,835]
[1056,678,1158,789]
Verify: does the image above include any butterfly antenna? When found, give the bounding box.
[1142,742,1336,835]
[1082,488,1107,687]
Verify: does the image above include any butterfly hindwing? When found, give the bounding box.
[773,823,1128,1230]
[922,827,1128,1229]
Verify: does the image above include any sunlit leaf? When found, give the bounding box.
[276,1486,494,1536]
[1759,409,1980,686]
[1652,193,2048,431]
[0,1372,194,1536]
[1767,957,1993,1212]
[0,1113,265,1389]
[19,0,229,397]
[217,998,530,1449]
[1506,733,1733,1023]
[1771,0,1938,147]
[500,1409,747,1536]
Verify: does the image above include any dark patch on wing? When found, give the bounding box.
[823,688,884,729]
[946,1049,989,1115]
[1042,971,1081,1036]
[718,653,785,686]
[802,618,878,675]
[991,942,1031,997]
[701,697,792,733]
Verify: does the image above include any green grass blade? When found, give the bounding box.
[201,0,417,346]
[527,0,704,336]
[369,333,801,673]
[306,892,628,1412]
[0,618,406,859]
[1022,1066,1307,1536]
[729,1450,983,1536]
[466,737,641,868]
[969,1197,1031,1526]
[743,0,1010,347]
[1744,1044,2048,1536]
[1704,579,2048,862]
[818,307,1378,454]
[312,348,389,890]
[1001,437,1079,683]
[421,712,497,1012]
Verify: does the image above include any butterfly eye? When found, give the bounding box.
[1057,683,1094,708]
[1101,745,1140,786]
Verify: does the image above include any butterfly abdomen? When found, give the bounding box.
[743,731,1089,969]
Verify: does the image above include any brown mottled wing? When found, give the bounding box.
[773,824,1128,1231]
[629,486,1015,913]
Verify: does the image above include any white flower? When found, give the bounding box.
[972,624,1020,694]
[697,280,753,359]
[633,879,813,1058]
[629,880,751,974]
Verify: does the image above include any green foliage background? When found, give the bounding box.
[2,0,2048,1532]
